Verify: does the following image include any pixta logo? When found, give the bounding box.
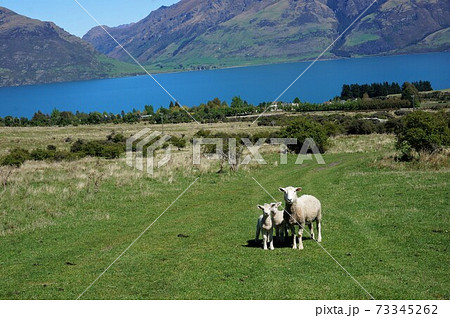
[126,129,172,175]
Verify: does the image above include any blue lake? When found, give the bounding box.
[0,52,449,118]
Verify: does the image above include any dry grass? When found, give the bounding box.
[327,134,396,154]
[373,149,450,171]
[0,122,279,156]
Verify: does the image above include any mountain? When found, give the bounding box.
[0,7,140,87]
[83,0,450,71]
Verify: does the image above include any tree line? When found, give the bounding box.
[0,81,431,127]
[340,81,432,99]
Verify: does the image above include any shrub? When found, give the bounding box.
[1,148,30,167]
[385,117,403,134]
[70,139,85,153]
[192,129,211,139]
[47,145,57,151]
[279,117,328,153]
[53,151,76,162]
[101,144,124,159]
[112,133,125,143]
[346,118,377,135]
[171,136,187,150]
[79,141,105,157]
[107,131,126,143]
[322,121,344,136]
[70,138,125,159]
[396,111,450,158]
[30,148,54,161]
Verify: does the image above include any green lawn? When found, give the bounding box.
[1,144,448,299]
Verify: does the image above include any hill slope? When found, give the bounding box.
[83,0,450,71]
[0,7,140,87]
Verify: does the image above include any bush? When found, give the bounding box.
[79,141,105,157]
[70,139,85,153]
[112,133,125,143]
[47,145,57,151]
[396,111,450,158]
[192,129,212,141]
[279,117,329,153]
[1,148,30,167]
[385,117,403,134]
[101,144,124,159]
[345,118,377,135]
[107,131,126,143]
[171,136,187,150]
[322,121,344,136]
[70,138,125,159]
[53,151,76,162]
[30,148,54,161]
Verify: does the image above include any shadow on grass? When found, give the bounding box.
[242,236,313,248]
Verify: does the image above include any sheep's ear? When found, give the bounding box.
[276,202,282,207]
[279,187,286,193]
[296,187,302,192]
[257,205,264,210]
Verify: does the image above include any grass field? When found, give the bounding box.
[0,124,449,300]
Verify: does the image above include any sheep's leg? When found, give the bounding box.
[317,220,322,243]
[262,230,268,250]
[298,224,304,250]
[269,230,274,250]
[275,226,280,244]
[291,225,297,249]
[280,224,284,243]
[255,221,261,244]
[308,222,315,240]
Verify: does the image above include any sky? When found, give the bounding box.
[0,0,180,37]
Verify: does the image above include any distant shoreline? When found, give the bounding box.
[124,50,450,79]
[0,51,448,89]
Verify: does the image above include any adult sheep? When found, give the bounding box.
[279,186,322,249]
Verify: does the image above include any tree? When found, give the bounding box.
[293,97,301,104]
[31,111,50,126]
[144,105,154,115]
[401,82,420,107]
[50,108,61,124]
[280,117,329,153]
[396,111,450,160]
[412,80,433,92]
[231,96,244,108]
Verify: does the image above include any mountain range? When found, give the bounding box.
[0,7,139,87]
[1,0,449,87]
[83,0,450,71]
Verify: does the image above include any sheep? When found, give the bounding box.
[279,186,322,250]
[269,202,287,243]
[255,203,275,250]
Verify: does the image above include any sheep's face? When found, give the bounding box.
[257,203,272,217]
[279,186,302,205]
[269,202,282,216]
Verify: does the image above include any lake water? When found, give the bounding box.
[0,52,449,118]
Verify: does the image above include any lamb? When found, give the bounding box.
[255,203,275,250]
[279,186,322,250]
[269,202,287,243]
